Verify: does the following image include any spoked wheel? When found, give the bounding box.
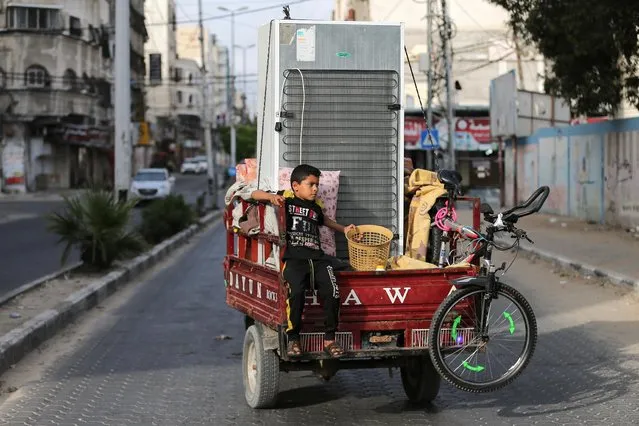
[400,355,441,404]
[428,283,537,393]
[243,324,280,408]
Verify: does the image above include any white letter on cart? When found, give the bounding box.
[305,292,320,306]
[384,287,411,304]
[342,289,362,306]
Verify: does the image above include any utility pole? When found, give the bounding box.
[441,0,455,170]
[199,0,217,207]
[218,6,247,167]
[114,0,131,201]
[426,0,434,169]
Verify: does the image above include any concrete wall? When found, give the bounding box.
[605,130,639,227]
[505,118,639,229]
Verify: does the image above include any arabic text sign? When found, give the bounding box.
[456,118,490,144]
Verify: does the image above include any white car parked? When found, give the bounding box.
[192,156,208,173]
[130,168,175,200]
[180,158,204,174]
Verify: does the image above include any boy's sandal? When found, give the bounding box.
[287,340,302,356]
[323,341,345,358]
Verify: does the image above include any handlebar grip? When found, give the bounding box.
[502,186,547,216]
[504,186,550,221]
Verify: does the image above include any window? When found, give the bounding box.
[81,73,95,94]
[69,16,82,36]
[62,69,77,90]
[173,67,183,82]
[188,74,193,85]
[177,91,183,103]
[0,69,6,88]
[7,6,61,30]
[24,65,50,88]
[188,94,193,105]
[87,25,101,44]
[149,53,162,83]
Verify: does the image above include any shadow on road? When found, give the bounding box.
[373,320,639,418]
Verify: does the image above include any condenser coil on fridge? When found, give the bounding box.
[256,20,405,258]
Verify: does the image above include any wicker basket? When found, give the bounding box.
[346,225,394,271]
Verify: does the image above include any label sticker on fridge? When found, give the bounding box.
[296,26,316,62]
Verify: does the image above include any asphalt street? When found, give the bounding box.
[0,174,215,296]
[0,219,638,425]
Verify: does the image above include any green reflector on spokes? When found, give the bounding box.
[451,316,461,342]
[503,312,515,334]
[463,361,484,372]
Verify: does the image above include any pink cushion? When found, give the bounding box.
[235,158,258,183]
[279,167,341,256]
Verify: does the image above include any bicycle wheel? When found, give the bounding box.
[428,283,537,392]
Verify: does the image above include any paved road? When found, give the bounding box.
[1,221,638,425]
[0,175,215,296]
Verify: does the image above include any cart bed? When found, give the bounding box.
[223,196,480,358]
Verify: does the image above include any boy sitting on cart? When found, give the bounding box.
[251,164,358,358]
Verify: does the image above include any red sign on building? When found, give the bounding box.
[404,116,427,150]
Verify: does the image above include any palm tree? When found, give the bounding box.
[47,190,147,270]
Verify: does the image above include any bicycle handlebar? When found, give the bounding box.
[502,186,550,221]
[442,216,533,246]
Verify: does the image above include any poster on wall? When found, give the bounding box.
[404,116,428,150]
[1,139,27,192]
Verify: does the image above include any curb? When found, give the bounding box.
[0,210,223,376]
[0,262,83,307]
[497,237,639,289]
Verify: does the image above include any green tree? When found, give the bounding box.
[488,0,639,115]
[218,124,258,162]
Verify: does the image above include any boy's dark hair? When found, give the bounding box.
[290,164,321,186]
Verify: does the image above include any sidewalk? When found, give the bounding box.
[0,189,85,203]
[458,209,639,289]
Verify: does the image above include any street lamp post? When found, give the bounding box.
[235,43,256,97]
[218,6,248,168]
[235,43,255,122]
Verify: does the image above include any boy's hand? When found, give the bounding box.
[269,194,285,207]
[344,224,362,241]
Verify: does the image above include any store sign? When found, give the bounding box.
[406,116,493,151]
[54,124,110,147]
[456,118,490,144]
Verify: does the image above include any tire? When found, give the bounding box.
[400,355,441,404]
[243,325,280,408]
[428,283,537,393]
[244,315,255,330]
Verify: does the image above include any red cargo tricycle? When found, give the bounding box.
[224,171,550,408]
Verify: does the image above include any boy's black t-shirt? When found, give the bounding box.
[276,190,325,260]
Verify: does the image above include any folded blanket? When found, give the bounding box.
[225,180,278,235]
[404,169,447,261]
